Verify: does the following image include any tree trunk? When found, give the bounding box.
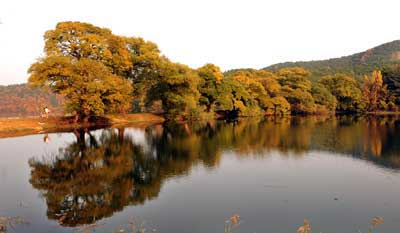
[118,128,125,141]
[73,128,86,151]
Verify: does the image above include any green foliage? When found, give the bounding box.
[124,37,166,112]
[382,64,400,105]
[25,21,400,122]
[265,40,400,81]
[276,67,316,114]
[43,22,132,74]
[29,57,133,121]
[269,96,291,115]
[147,62,202,120]
[311,84,337,112]
[257,77,281,97]
[284,89,316,114]
[197,63,224,112]
[277,67,312,91]
[319,74,365,112]
[213,79,236,112]
[229,73,267,116]
[225,68,277,80]
[28,22,134,121]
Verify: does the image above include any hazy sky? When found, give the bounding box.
[1,0,400,85]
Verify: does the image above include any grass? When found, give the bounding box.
[0,113,165,139]
[0,216,28,233]
[107,113,165,125]
[0,215,385,233]
[0,117,64,138]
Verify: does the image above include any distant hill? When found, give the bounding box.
[264,40,400,81]
[0,84,64,117]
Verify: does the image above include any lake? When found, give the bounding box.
[1,116,400,233]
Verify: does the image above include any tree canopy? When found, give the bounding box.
[26,21,400,121]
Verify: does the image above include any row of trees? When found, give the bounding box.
[28,22,400,121]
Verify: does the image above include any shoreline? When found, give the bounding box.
[0,113,165,139]
[1,111,400,139]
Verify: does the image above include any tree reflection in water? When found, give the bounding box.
[29,116,400,227]
[29,128,163,226]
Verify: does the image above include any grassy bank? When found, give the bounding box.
[0,113,165,139]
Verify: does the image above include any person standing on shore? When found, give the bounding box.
[43,106,50,118]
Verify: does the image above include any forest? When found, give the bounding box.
[24,21,400,122]
[264,40,400,81]
[0,84,64,117]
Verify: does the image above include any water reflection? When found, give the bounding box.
[30,128,146,226]
[28,115,400,227]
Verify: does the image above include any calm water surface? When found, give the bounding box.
[1,116,400,233]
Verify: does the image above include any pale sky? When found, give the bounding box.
[1,0,400,85]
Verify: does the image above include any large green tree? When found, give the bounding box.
[124,37,167,112]
[197,64,225,112]
[29,57,132,122]
[319,74,365,112]
[147,62,202,120]
[28,22,133,122]
[43,22,132,74]
[382,64,400,105]
[277,67,316,114]
[311,83,337,113]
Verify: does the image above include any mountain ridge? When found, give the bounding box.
[263,40,400,80]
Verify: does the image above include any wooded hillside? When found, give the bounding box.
[0,84,64,117]
[264,40,400,81]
